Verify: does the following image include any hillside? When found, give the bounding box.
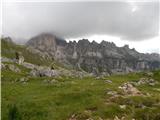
[1,36,160,120]
[1,59,160,120]
[1,37,53,66]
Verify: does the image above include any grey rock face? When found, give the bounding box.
[26,33,160,75]
[30,68,59,77]
[1,57,15,63]
[5,64,21,73]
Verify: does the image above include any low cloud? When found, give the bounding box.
[2,1,159,42]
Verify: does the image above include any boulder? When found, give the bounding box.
[38,69,58,77]
[1,57,14,63]
[30,70,38,76]
[119,83,142,96]
[145,72,154,77]
[6,64,21,73]
[30,68,59,77]
[1,63,6,70]
[119,105,126,109]
[107,91,117,96]
[13,77,29,84]
[114,116,125,120]
[137,78,157,86]
[18,56,24,65]
[104,79,112,83]
[22,62,37,69]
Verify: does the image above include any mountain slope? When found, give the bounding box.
[26,33,160,75]
[1,37,53,66]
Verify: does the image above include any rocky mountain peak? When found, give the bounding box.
[26,33,57,51]
[26,33,160,75]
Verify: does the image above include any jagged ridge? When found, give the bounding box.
[25,33,160,75]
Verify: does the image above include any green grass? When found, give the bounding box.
[1,38,53,66]
[2,66,160,120]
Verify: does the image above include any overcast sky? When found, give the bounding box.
[1,0,160,53]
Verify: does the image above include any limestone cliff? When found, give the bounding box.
[26,33,160,75]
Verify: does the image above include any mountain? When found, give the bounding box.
[26,33,160,75]
[2,35,160,120]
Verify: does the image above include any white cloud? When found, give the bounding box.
[2,0,160,53]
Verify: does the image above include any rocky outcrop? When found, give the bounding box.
[26,33,160,75]
[119,83,142,96]
[30,68,59,77]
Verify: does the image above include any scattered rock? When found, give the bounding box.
[69,114,76,120]
[18,56,24,65]
[1,57,14,63]
[86,118,94,120]
[1,63,6,70]
[145,72,154,77]
[119,105,126,109]
[30,68,59,77]
[107,91,117,96]
[50,79,58,84]
[96,77,101,80]
[137,78,157,86]
[22,62,38,69]
[15,52,24,64]
[19,78,26,82]
[39,69,59,77]
[119,82,142,96]
[43,79,58,84]
[104,79,112,83]
[30,70,38,76]
[6,64,21,73]
[13,77,29,84]
[114,116,125,120]
[20,77,28,83]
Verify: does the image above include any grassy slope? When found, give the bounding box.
[1,38,160,120]
[1,62,160,120]
[1,38,53,66]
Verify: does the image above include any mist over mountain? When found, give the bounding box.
[25,33,160,75]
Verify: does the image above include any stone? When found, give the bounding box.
[104,80,112,83]
[114,116,120,120]
[1,57,14,63]
[146,72,153,77]
[137,78,157,86]
[107,91,117,96]
[50,79,58,84]
[19,77,28,83]
[18,56,24,65]
[1,63,6,70]
[6,64,21,73]
[114,116,125,120]
[12,77,29,84]
[22,62,37,69]
[19,78,25,82]
[137,78,147,85]
[119,105,126,109]
[148,82,155,86]
[15,52,24,65]
[30,68,59,77]
[119,83,142,96]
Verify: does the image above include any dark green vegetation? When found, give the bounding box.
[2,62,160,120]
